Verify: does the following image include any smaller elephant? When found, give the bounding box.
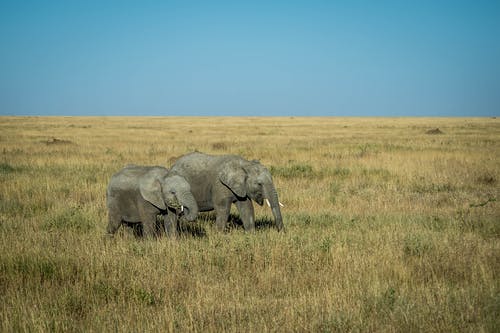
[106,165,199,238]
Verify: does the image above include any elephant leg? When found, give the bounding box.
[164,212,178,238]
[235,199,255,231]
[106,210,122,236]
[214,200,231,232]
[142,216,157,238]
[137,205,156,238]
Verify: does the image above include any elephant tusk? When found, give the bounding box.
[265,199,284,208]
[180,205,184,212]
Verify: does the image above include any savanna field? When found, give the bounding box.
[0,116,499,332]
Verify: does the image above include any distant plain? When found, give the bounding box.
[0,116,498,332]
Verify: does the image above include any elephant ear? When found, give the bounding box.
[219,161,247,198]
[139,170,167,210]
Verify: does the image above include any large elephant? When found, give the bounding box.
[106,165,199,238]
[169,152,284,232]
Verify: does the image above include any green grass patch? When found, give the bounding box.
[270,163,316,178]
[361,167,392,181]
[403,234,434,257]
[0,162,17,174]
[43,207,95,232]
[0,255,84,286]
[411,181,456,194]
[331,166,352,178]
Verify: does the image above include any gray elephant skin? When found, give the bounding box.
[106,165,199,237]
[169,152,284,232]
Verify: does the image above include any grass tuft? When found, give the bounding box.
[403,234,434,257]
[43,207,95,232]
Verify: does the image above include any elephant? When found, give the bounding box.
[106,165,199,238]
[169,152,284,232]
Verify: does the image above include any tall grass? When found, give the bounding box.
[0,116,499,332]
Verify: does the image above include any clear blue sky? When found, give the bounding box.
[1,1,499,116]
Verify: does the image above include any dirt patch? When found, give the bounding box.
[211,142,228,151]
[44,138,74,145]
[477,173,496,185]
[425,128,444,135]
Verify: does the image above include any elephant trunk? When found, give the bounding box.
[178,190,199,222]
[263,183,284,231]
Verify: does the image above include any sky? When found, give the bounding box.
[1,1,499,116]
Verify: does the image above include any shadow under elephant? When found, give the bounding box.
[199,212,275,232]
[123,215,207,238]
[123,212,275,238]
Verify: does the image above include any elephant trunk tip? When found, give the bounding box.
[183,207,198,222]
[275,221,285,232]
[177,190,199,222]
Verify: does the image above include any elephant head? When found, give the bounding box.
[220,159,284,231]
[139,172,199,221]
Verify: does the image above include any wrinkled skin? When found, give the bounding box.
[169,152,284,232]
[106,165,198,238]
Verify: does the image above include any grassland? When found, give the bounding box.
[0,116,499,332]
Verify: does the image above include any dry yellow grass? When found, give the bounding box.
[0,116,499,332]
